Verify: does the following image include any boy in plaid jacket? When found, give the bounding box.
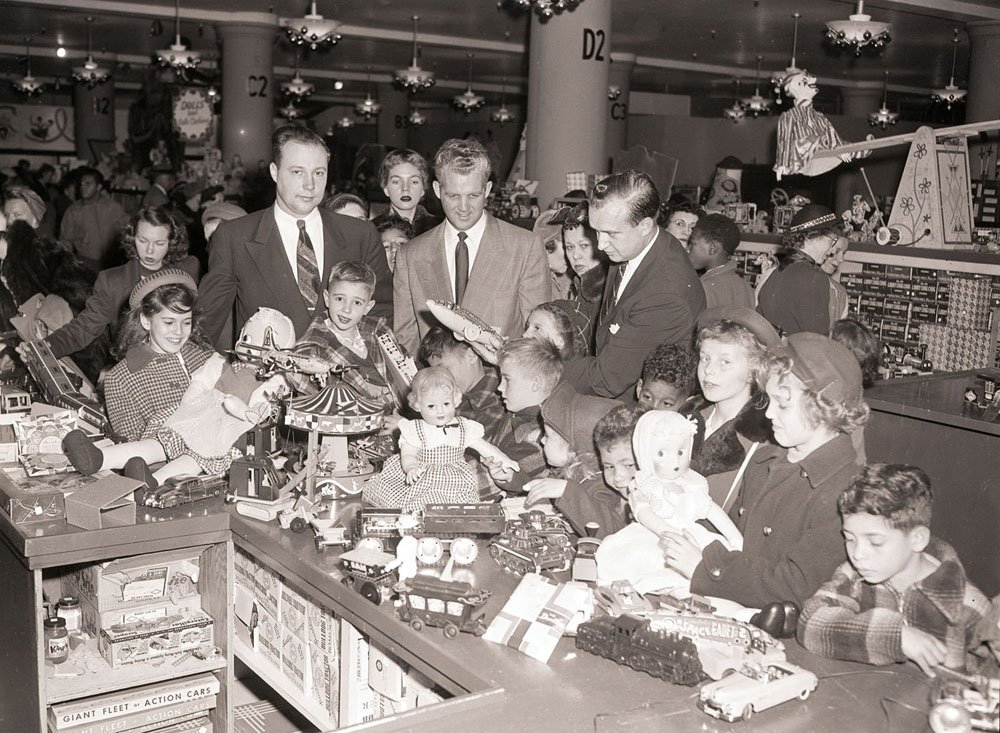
[799,463,990,676]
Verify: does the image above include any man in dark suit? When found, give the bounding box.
[562,170,706,400]
[199,125,392,348]
[393,138,550,355]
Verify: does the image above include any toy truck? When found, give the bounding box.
[395,575,491,638]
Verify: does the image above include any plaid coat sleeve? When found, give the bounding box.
[797,562,907,665]
[493,411,549,494]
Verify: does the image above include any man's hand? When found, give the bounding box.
[659,529,703,580]
[901,625,946,677]
[525,478,568,506]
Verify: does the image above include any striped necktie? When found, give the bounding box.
[296,219,321,309]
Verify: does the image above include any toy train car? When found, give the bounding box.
[395,575,491,638]
[340,547,401,605]
[420,503,506,537]
[576,614,705,686]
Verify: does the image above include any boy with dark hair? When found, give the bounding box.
[484,338,563,494]
[686,213,755,310]
[799,463,988,676]
[635,342,700,412]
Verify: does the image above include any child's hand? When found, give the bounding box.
[901,626,946,677]
[381,412,402,435]
[481,454,514,485]
[404,465,426,485]
[525,478,568,506]
[659,529,703,580]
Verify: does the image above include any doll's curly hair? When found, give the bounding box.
[407,366,462,412]
[120,206,189,265]
[760,353,870,435]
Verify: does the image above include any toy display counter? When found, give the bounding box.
[229,508,933,733]
[864,370,1000,597]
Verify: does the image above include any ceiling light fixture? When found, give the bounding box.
[408,108,427,127]
[12,40,44,97]
[282,68,315,101]
[740,55,771,117]
[825,0,891,56]
[355,68,381,119]
[931,29,967,110]
[453,53,485,114]
[336,115,354,129]
[869,71,898,129]
[394,15,435,93]
[156,0,201,73]
[491,78,516,125]
[607,85,621,101]
[279,101,301,119]
[284,1,342,50]
[771,12,801,103]
[723,79,745,123]
[501,0,585,20]
[72,17,111,88]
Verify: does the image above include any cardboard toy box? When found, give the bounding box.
[306,598,340,658]
[99,609,215,668]
[78,591,203,638]
[309,645,340,724]
[253,605,282,671]
[0,468,110,526]
[66,547,203,614]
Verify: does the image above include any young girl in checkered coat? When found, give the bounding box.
[62,269,283,488]
[364,366,519,511]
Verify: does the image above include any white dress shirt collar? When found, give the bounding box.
[617,227,659,299]
[443,213,488,299]
[273,204,325,282]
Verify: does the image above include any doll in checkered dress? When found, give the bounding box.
[62,270,285,488]
[364,366,519,511]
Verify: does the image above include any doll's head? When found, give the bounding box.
[632,409,698,480]
[783,70,818,107]
[118,269,203,356]
[407,366,463,427]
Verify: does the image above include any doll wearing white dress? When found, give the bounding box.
[596,410,743,592]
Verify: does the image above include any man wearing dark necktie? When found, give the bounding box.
[393,138,551,355]
[199,125,393,347]
[562,170,706,400]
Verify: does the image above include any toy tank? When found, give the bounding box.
[489,521,573,576]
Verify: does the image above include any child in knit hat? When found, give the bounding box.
[525,381,626,539]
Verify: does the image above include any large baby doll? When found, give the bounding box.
[363,366,519,511]
[596,410,742,593]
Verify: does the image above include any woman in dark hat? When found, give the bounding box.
[757,203,842,336]
[559,202,607,335]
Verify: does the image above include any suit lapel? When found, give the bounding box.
[463,215,506,313]
[246,209,310,324]
[414,224,453,304]
[319,211,340,292]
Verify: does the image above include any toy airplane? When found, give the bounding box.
[231,334,354,380]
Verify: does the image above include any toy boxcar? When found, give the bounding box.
[395,575,491,638]
[340,547,401,605]
[420,503,506,537]
[575,614,705,686]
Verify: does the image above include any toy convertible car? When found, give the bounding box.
[698,660,818,722]
[143,474,227,509]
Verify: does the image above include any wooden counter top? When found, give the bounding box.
[864,369,1000,436]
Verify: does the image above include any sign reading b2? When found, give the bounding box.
[582,28,606,61]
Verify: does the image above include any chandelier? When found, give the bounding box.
[279,101,301,119]
[355,70,381,119]
[741,56,771,117]
[722,79,745,123]
[771,13,801,103]
[501,0,585,20]
[868,71,898,129]
[156,0,201,73]
[825,0,891,56]
[12,40,43,97]
[336,115,354,129]
[408,108,427,127]
[394,16,435,93]
[284,1,342,50]
[453,54,485,114]
[282,69,315,101]
[491,79,516,125]
[72,17,111,88]
[931,29,967,110]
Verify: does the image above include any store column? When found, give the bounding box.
[73,81,115,161]
[966,22,1000,123]
[833,83,883,214]
[376,83,408,149]
[605,53,635,164]
[219,21,275,169]
[525,0,611,208]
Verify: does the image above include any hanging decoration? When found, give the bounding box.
[72,17,111,88]
[156,0,201,73]
[771,13,801,103]
[453,53,485,114]
[279,101,301,119]
[12,40,44,97]
[282,69,315,101]
[354,69,381,119]
[931,29,967,110]
[722,79,745,123]
[740,55,771,117]
[825,0,892,55]
[407,108,427,127]
[501,0,584,20]
[491,78,516,125]
[868,71,898,129]
[607,85,622,101]
[394,16,435,93]
[284,1,342,50]
[336,115,354,129]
